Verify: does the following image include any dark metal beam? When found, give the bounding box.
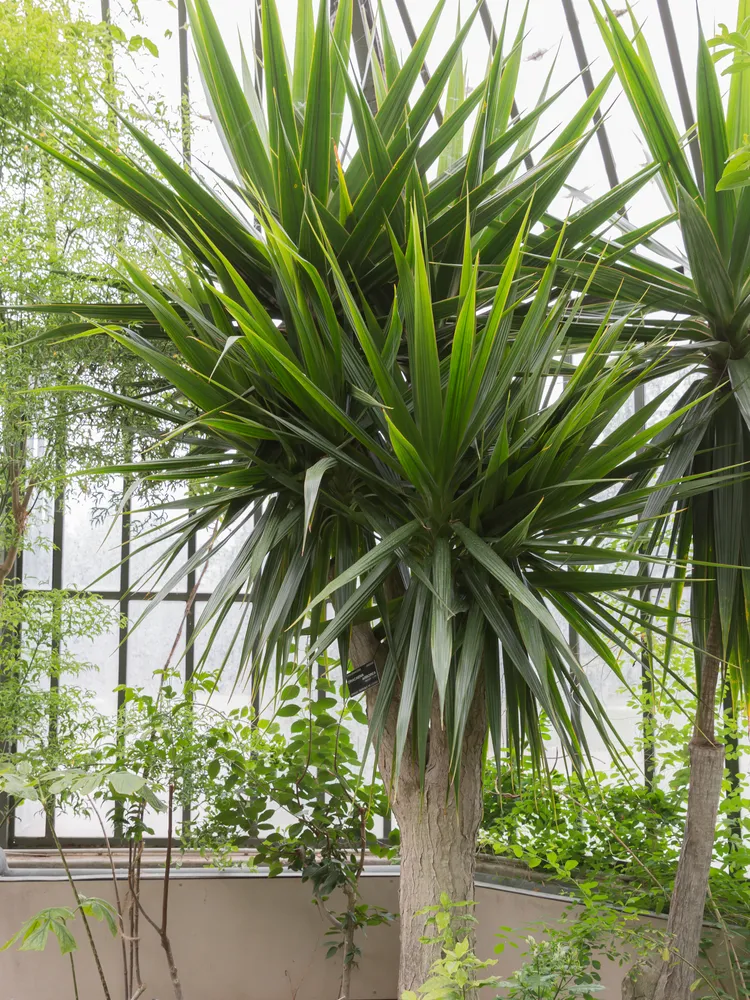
[393,1,443,126]
[44,490,65,843]
[656,0,704,193]
[477,1,534,171]
[560,0,620,191]
[352,0,381,113]
[478,0,498,51]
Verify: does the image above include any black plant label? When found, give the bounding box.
[346,660,378,696]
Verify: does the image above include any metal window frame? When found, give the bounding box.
[2,492,227,849]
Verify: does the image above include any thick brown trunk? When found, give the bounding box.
[393,697,486,994]
[626,603,724,1000]
[351,624,487,997]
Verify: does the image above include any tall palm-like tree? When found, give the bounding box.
[31,1,704,992]
[547,5,750,998]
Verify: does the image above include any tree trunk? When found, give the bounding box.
[351,624,487,997]
[625,602,724,1000]
[393,697,486,994]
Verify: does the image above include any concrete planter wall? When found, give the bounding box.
[0,868,741,999]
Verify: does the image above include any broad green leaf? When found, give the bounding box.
[300,0,332,201]
[697,24,733,257]
[108,771,146,796]
[292,0,314,105]
[677,185,735,323]
[303,456,336,549]
[430,538,453,714]
[437,12,465,177]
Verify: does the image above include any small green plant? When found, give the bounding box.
[493,847,664,994]
[2,896,117,954]
[1,896,117,1000]
[403,881,664,1000]
[496,936,605,999]
[0,760,167,1000]
[480,650,750,931]
[251,659,396,1000]
[401,896,502,1000]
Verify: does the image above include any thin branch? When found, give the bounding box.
[314,892,344,931]
[89,796,130,1000]
[161,784,174,938]
[49,817,112,1000]
[69,954,80,1000]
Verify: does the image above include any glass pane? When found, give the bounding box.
[645,372,703,425]
[55,602,122,839]
[196,514,255,593]
[61,599,121,719]
[63,479,122,591]
[129,485,188,593]
[23,491,55,589]
[13,799,46,838]
[55,797,116,839]
[127,600,187,695]
[192,600,254,713]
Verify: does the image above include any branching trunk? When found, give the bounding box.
[0,445,35,600]
[351,624,487,996]
[625,603,724,1000]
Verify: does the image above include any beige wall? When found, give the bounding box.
[0,873,736,1000]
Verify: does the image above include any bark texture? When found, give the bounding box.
[622,962,660,1000]
[625,604,724,1000]
[350,623,487,996]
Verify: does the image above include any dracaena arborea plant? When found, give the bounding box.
[26,0,708,992]
[530,4,750,997]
